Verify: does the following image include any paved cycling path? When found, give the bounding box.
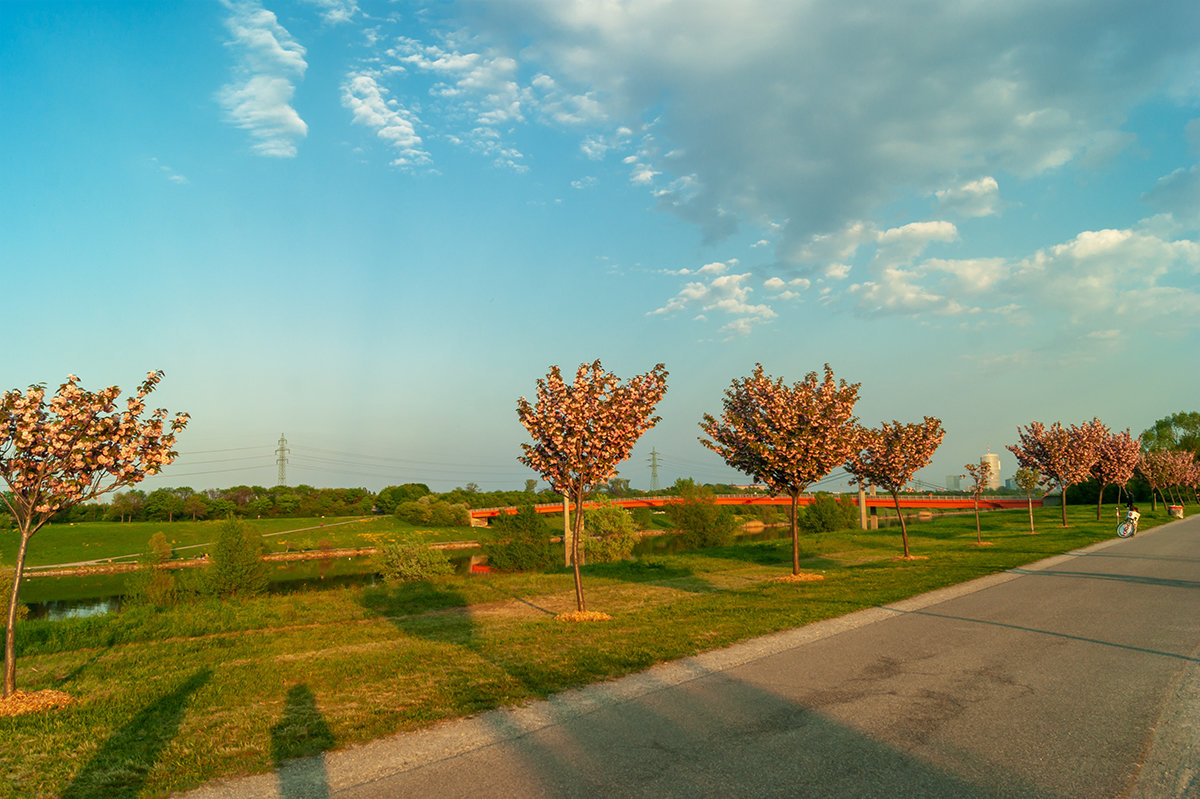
[181,516,1200,799]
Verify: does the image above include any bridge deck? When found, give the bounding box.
[469,494,1039,519]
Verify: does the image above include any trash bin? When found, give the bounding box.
[1168,505,1184,519]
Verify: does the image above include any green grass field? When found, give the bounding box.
[2,516,480,569]
[0,504,1178,799]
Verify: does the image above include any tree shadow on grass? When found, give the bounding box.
[61,667,211,799]
[271,683,335,799]
[584,558,721,595]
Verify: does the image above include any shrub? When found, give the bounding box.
[377,541,453,583]
[666,479,738,549]
[395,497,470,527]
[483,505,558,572]
[148,531,173,563]
[125,566,179,608]
[802,493,859,533]
[631,507,654,530]
[206,518,269,598]
[754,505,779,525]
[584,501,637,562]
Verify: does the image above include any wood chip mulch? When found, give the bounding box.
[0,690,74,717]
[554,611,613,622]
[771,572,826,583]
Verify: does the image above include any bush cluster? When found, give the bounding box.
[583,501,638,562]
[666,479,738,548]
[376,540,453,583]
[483,505,558,572]
[395,497,470,527]
[801,493,859,533]
[206,518,270,598]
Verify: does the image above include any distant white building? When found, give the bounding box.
[946,475,962,490]
[981,451,1002,490]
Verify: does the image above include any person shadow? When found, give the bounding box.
[61,668,211,799]
[270,684,336,799]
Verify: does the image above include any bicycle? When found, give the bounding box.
[1117,509,1140,538]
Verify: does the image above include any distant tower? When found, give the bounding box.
[276,433,289,486]
[648,447,662,492]
[981,449,1001,490]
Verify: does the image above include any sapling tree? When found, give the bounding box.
[1090,429,1141,520]
[1138,449,1173,510]
[0,371,187,697]
[845,417,945,558]
[1007,418,1106,527]
[963,461,992,544]
[517,361,668,613]
[1014,467,1045,533]
[700,364,861,575]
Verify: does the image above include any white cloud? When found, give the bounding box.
[300,0,357,25]
[151,158,188,185]
[218,0,308,158]
[650,271,776,336]
[341,73,430,168]
[935,177,1000,218]
[874,221,958,264]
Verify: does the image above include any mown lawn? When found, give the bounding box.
[0,505,1176,799]
[2,516,480,570]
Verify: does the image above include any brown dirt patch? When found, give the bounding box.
[893,555,929,561]
[970,541,995,547]
[0,689,73,717]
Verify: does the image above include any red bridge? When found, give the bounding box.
[469,494,1039,522]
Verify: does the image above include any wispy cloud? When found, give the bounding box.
[341,72,430,168]
[218,0,308,158]
[151,157,188,185]
[300,0,357,25]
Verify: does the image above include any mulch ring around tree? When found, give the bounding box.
[770,572,826,583]
[0,689,73,717]
[554,611,613,622]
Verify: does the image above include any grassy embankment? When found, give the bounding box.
[4,516,479,604]
[0,505,1177,799]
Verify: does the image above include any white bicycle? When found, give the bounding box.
[1117,509,1140,538]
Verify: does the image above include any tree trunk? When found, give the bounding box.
[892,491,909,558]
[4,527,34,698]
[1026,494,1035,533]
[1060,483,1069,527]
[790,489,801,575]
[571,485,586,612]
[1095,483,1105,522]
[974,495,982,542]
[562,495,572,567]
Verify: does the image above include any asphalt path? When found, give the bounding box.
[180,515,1200,799]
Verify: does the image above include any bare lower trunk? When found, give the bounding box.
[974,496,982,542]
[892,491,909,557]
[1060,484,1069,527]
[1026,494,1035,533]
[571,486,586,612]
[1095,483,1105,522]
[4,528,33,698]
[790,489,801,574]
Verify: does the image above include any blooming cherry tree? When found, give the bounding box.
[1,372,188,697]
[1014,467,1047,534]
[517,361,668,613]
[963,461,992,544]
[1090,429,1141,520]
[1007,418,1106,527]
[700,364,861,575]
[845,417,945,558]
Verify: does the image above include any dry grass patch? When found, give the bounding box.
[893,555,929,561]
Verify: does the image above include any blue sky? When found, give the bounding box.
[3,0,1199,494]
